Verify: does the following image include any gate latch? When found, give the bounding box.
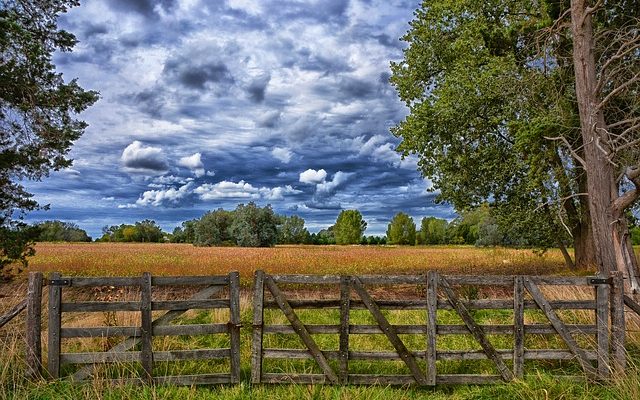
[49,279,71,286]
[588,277,612,285]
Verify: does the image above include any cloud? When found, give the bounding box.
[194,180,301,201]
[136,182,194,206]
[246,73,271,103]
[299,168,327,184]
[316,171,353,195]
[121,141,168,172]
[177,152,209,177]
[272,147,292,163]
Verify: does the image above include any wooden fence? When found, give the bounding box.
[46,271,241,385]
[251,270,626,385]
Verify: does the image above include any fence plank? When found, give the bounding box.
[439,276,514,382]
[251,270,265,384]
[47,272,62,379]
[523,278,597,377]
[351,277,428,386]
[264,275,339,384]
[140,272,153,383]
[0,299,27,329]
[339,276,350,384]
[71,283,225,382]
[152,299,230,310]
[26,272,43,379]
[513,276,525,379]
[610,272,626,374]
[426,271,438,386]
[624,294,640,316]
[229,271,241,384]
[596,281,610,379]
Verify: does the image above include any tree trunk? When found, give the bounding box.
[570,0,640,292]
[573,181,596,269]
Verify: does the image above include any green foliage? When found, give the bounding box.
[386,212,416,245]
[277,215,309,244]
[228,202,279,247]
[170,220,197,243]
[194,209,234,246]
[99,220,165,243]
[0,0,98,276]
[36,220,91,242]
[0,223,38,281]
[418,217,448,245]
[333,210,367,245]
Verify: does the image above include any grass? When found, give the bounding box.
[2,243,640,399]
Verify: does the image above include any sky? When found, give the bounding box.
[24,0,456,239]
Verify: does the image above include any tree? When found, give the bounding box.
[171,219,197,243]
[386,212,416,245]
[228,202,278,247]
[194,209,233,246]
[418,217,448,245]
[277,215,309,244]
[36,220,91,242]
[1,0,98,274]
[333,210,367,245]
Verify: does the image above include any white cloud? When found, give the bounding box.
[272,147,292,163]
[178,152,204,169]
[299,168,327,184]
[316,171,353,194]
[260,185,302,200]
[121,141,168,172]
[136,182,194,206]
[194,180,301,201]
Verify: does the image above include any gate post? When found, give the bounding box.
[26,272,43,379]
[426,271,438,386]
[610,271,625,374]
[595,275,610,379]
[229,271,241,383]
[251,270,265,384]
[47,272,62,379]
[140,272,153,383]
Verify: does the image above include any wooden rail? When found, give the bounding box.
[45,272,240,385]
[251,270,625,386]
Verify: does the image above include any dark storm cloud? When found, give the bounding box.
[109,0,178,18]
[164,60,235,90]
[246,74,271,103]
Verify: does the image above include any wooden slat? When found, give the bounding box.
[264,275,339,384]
[153,374,232,385]
[339,276,350,384]
[436,375,502,385]
[152,299,230,310]
[351,277,427,386]
[523,278,597,377]
[426,270,437,386]
[26,272,43,379]
[610,272,626,373]
[0,299,27,329]
[155,323,229,336]
[61,302,142,312]
[624,294,640,316]
[349,374,420,385]
[513,276,524,379]
[61,326,140,338]
[71,283,226,381]
[437,350,598,361]
[595,281,610,379]
[229,271,241,384]
[47,272,62,379]
[439,276,514,382]
[154,349,230,361]
[152,276,229,286]
[61,351,141,364]
[67,277,142,287]
[140,272,153,383]
[270,275,425,285]
[251,270,265,384]
[261,373,327,384]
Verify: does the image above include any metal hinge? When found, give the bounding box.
[588,277,612,285]
[49,279,71,286]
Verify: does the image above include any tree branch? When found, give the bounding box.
[544,136,587,169]
[612,166,640,212]
[596,72,640,112]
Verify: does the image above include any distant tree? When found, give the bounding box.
[97,221,165,243]
[171,219,197,243]
[36,220,91,242]
[418,217,448,245]
[315,226,335,245]
[386,212,416,245]
[134,219,164,242]
[334,210,367,245]
[194,209,233,246]
[277,215,309,244]
[228,202,278,247]
[0,0,98,275]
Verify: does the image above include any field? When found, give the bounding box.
[2,243,640,400]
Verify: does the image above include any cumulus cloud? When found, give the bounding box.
[271,147,292,163]
[136,182,194,206]
[299,168,327,184]
[194,180,301,201]
[121,141,168,172]
[177,152,209,177]
[316,171,353,195]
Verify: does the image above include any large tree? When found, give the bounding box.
[391,0,639,284]
[333,210,367,245]
[386,212,417,245]
[1,0,98,274]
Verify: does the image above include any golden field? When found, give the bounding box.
[20,242,580,284]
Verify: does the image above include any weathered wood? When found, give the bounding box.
[71,283,225,381]
[152,299,230,310]
[47,272,63,379]
[155,349,230,361]
[349,374,423,385]
[61,326,140,338]
[156,323,228,336]
[61,323,228,338]
[610,272,626,374]
[339,276,350,384]
[261,373,327,384]
[436,375,502,385]
[61,302,142,312]
[624,294,640,316]
[351,277,428,386]
[229,271,241,384]
[251,270,265,384]
[264,275,339,384]
[0,299,27,328]
[26,272,43,379]
[66,277,142,287]
[271,274,425,285]
[513,276,525,379]
[426,270,438,386]
[140,272,153,383]
[439,276,514,382]
[152,276,229,286]
[595,281,610,379]
[153,373,232,386]
[523,278,597,377]
[61,351,142,364]
[437,350,598,361]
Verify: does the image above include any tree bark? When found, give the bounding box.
[570,0,640,292]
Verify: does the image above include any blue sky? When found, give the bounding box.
[24,0,455,238]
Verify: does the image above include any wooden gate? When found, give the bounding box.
[251,270,624,385]
[47,271,240,385]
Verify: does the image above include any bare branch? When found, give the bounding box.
[544,136,587,168]
[596,72,640,111]
[613,166,640,213]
